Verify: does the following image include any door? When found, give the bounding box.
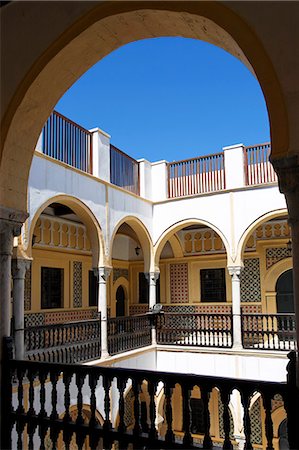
[276,270,294,313]
[116,285,126,317]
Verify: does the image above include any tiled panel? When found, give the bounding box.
[113,268,129,282]
[24,266,32,311]
[170,263,189,303]
[44,309,95,325]
[241,304,262,313]
[266,247,290,269]
[24,313,45,327]
[249,398,262,444]
[73,261,82,308]
[240,259,261,302]
[129,304,148,315]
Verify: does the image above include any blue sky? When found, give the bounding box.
[56,37,270,162]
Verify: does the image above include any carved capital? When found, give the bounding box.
[93,266,112,282]
[144,271,160,284]
[271,154,299,194]
[271,155,299,225]
[12,258,31,279]
[228,266,242,280]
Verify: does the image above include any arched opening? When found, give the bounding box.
[276,270,294,314]
[278,419,289,450]
[1,3,289,214]
[24,200,102,333]
[116,285,126,317]
[110,217,152,316]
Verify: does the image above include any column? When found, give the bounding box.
[145,272,160,345]
[94,266,111,359]
[228,266,243,350]
[0,208,27,360]
[12,258,31,360]
[271,154,299,386]
[146,271,160,310]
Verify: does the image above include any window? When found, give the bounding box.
[138,273,161,304]
[139,273,149,304]
[41,267,64,309]
[89,270,98,307]
[200,268,226,302]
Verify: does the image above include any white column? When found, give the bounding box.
[145,272,160,345]
[89,127,111,181]
[223,144,245,189]
[228,266,243,350]
[272,154,299,387]
[137,159,152,199]
[151,160,168,202]
[95,266,111,359]
[12,258,31,360]
[0,207,27,435]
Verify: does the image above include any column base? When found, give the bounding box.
[232,342,243,351]
[100,350,110,360]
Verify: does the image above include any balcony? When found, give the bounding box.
[37,112,277,201]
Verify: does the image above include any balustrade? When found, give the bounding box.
[108,314,151,355]
[110,144,140,195]
[41,111,93,173]
[168,153,225,198]
[156,313,233,348]
[24,319,101,363]
[2,353,297,450]
[244,143,277,185]
[241,313,296,351]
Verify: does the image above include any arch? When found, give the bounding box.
[276,269,294,314]
[110,216,152,273]
[264,259,293,293]
[1,2,289,213]
[237,209,288,264]
[26,194,106,267]
[154,218,230,269]
[112,276,129,318]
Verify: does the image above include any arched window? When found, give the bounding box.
[276,270,294,313]
[116,285,126,317]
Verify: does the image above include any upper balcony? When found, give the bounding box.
[36,111,277,202]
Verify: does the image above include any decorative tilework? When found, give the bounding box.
[73,261,82,308]
[271,394,284,412]
[240,259,261,303]
[24,266,32,311]
[170,263,189,303]
[24,313,45,327]
[266,247,290,269]
[113,268,129,283]
[241,304,262,314]
[195,304,232,314]
[129,304,148,315]
[249,398,262,444]
[163,305,196,314]
[218,395,234,439]
[44,309,95,325]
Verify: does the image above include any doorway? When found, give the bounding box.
[116,285,126,317]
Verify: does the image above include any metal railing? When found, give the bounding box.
[168,153,225,198]
[110,144,140,195]
[241,313,296,351]
[244,143,277,185]
[2,346,298,450]
[108,314,151,355]
[25,319,101,363]
[41,111,93,173]
[156,313,233,348]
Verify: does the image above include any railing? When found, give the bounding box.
[168,153,225,198]
[110,144,140,195]
[41,111,93,173]
[24,319,101,363]
[2,348,297,450]
[108,314,151,355]
[244,143,277,185]
[242,313,296,351]
[156,313,232,348]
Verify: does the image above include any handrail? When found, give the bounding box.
[110,144,140,195]
[41,110,93,173]
[244,143,277,185]
[168,152,225,198]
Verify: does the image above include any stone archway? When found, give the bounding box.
[1,2,292,214]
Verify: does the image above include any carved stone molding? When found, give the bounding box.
[11,258,31,279]
[228,266,242,280]
[144,271,160,283]
[93,266,112,282]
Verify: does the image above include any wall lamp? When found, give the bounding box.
[135,246,141,256]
